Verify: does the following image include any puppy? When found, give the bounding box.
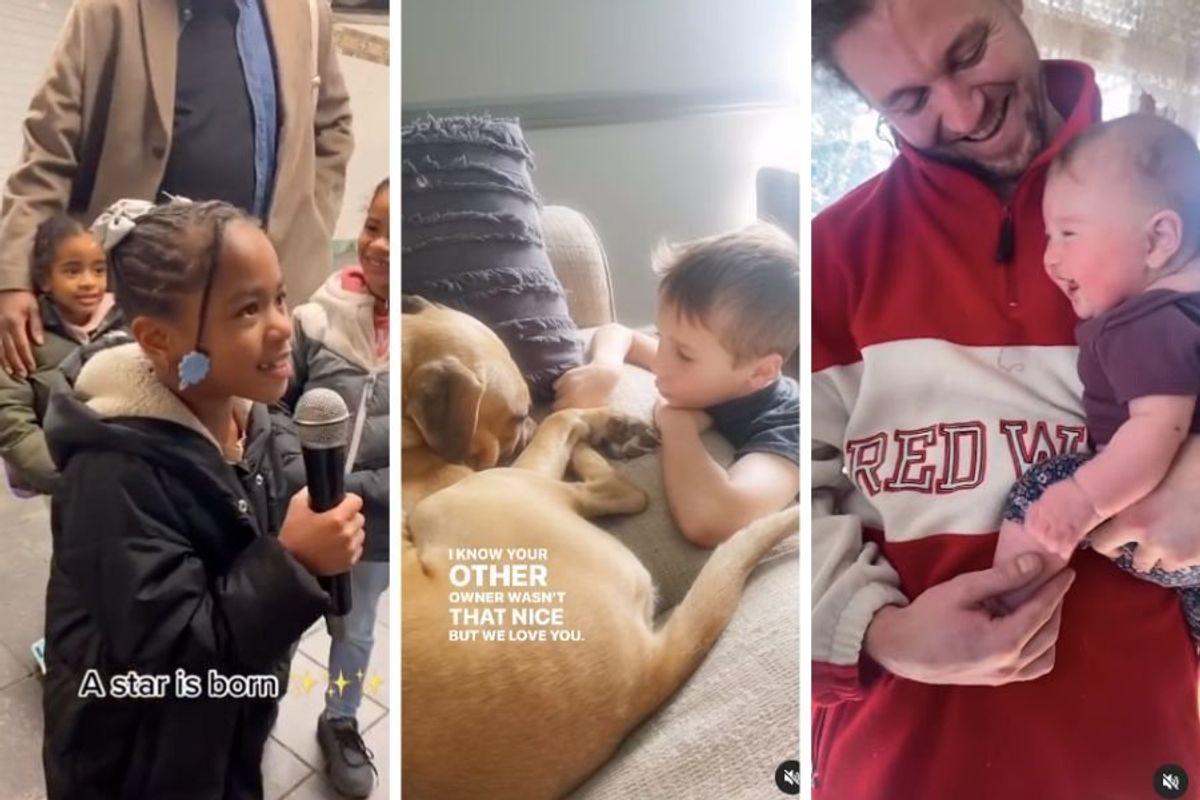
[402,296,796,799]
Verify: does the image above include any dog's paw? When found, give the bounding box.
[593,412,660,460]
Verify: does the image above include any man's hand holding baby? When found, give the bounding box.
[1091,436,1200,572]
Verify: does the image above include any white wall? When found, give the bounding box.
[403,0,799,326]
[526,109,799,325]
[402,0,797,103]
[0,0,74,176]
[334,22,390,244]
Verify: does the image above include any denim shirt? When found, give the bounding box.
[180,0,279,219]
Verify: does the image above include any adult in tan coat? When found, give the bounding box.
[0,0,354,377]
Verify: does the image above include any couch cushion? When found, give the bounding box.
[401,115,583,399]
[571,538,799,799]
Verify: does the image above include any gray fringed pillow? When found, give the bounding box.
[401,115,583,399]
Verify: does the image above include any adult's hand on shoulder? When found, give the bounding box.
[1090,436,1200,572]
[863,553,1075,686]
[0,289,43,378]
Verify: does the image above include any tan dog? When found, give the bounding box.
[402,296,797,799]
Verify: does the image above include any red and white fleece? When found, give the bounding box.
[812,61,1200,799]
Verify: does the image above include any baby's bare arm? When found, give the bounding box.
[1026,395,1195,557]
[1075,394,1196,518]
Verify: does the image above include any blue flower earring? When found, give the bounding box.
[178,350,212,390]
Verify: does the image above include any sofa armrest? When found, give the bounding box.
[543,205,616,329]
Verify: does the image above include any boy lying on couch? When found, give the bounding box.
[554,225,799,546]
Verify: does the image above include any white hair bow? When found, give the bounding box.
[90,198,156,252]
[90,194,192,252]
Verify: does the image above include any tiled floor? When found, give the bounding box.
[0,482,390,799]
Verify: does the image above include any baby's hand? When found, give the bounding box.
[553,363,621,410]
[1026,478,1101,560]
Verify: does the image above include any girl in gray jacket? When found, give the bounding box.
[286,178,390,797]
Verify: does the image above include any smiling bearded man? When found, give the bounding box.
[811,0,1200,798]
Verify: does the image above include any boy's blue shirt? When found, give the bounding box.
[705,375,800,465]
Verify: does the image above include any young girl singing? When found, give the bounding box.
[41,199,365,799]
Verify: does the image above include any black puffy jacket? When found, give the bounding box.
[41,344,330,799]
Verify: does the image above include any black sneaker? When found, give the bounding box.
[316,713,378,798]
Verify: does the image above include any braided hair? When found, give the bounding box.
[108,200,253,320]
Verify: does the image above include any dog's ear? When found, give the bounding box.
[407,356,485,463]
[401,294,437,315]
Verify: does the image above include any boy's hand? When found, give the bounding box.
[278,489,365,576]
[553,363,622,410]
[653,398,713,434]
[1026,478,1100,560]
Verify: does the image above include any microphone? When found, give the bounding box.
[294,388,352,619]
